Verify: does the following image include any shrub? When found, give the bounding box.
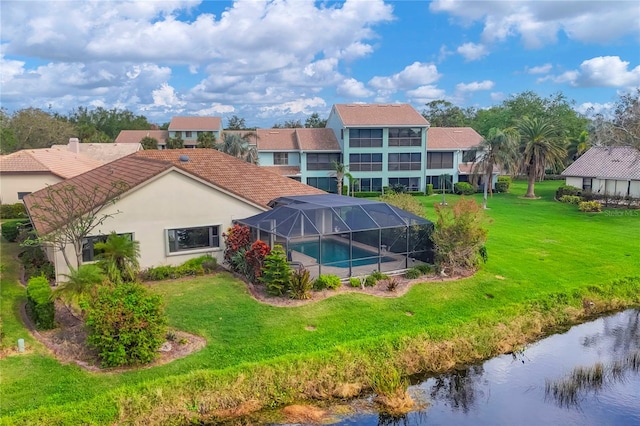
[141,256,217,281]
[559,195,582,205]
[26,275,55,330]
[495,182,510,193]
[497,175,512,184]
[364,275,378,287]
[19,242,55,282]
[426,184,434,196]
[415,264,433,274]
[260,245,291,296]
[313,274,341,291]
[245,240,271,282]
[556,185,581,199]
[85,282,167,367]
[404,268,421,279]
[354,191,382,198]
[379,193,425,217]
[1,219,30,242]
[288,268,313,300]
[579,201,602,212]
[370,270,389,281]
[349,277,361,287]
[390,184,407,194]
[454,182,475,195]
[223,224,251,268]
[0,203,27,219]
[385,277,399,292]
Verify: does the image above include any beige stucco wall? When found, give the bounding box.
[565,177,582,189]
[50,170,264,283]
[0,173,63,204]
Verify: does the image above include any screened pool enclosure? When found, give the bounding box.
[235,194,434,279]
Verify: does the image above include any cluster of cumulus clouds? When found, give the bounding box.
[1,0,638,125]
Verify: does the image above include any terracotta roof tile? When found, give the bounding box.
[114,130,168,144]
[24,149,325,235]
[0,149,103,178]
[561,147,640,180]
[256,129,298,151]
[427,127,483,150]
[168,116,222,131]
[50,143,141,163]
[333,104,429,126]
[295,128,341,151]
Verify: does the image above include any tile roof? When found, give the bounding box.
[114,130,169,144]
[0,149,103,178]
[561,146,640,180]
[263,165,302,176]
[333,104,429,127]
[24,149,325,235]
[256,129,298,151]
[295,128,341,151]
[427,127,483,150]
[51,142,141,163]
[168,116,222,131]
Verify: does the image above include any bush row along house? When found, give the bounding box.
[115,104,492,193]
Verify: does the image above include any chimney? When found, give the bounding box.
[68,138,80,154]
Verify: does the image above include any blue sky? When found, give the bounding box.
[1,0,639,128]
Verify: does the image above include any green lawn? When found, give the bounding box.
[1,180,639,421]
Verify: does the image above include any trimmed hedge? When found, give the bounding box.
[579,201,602,212]
[495,176,511,193]
[26,275,55,330]
[313,274,341,291]
[454,182,475,195]
[354,191,382,198]
[141,255,217,281]
[559,195,582,205]
[0,203,27,219]
[556,185,581,199]
[426,184,434,196]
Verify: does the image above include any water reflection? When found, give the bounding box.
[428,365,487,414]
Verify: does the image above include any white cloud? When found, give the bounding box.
[369,62,440,93]
[456,42,489,62]
[490,92,505,102]
[527,64,552,74]
[259,97,326,115]
[337,78,374,98]
[575,101,614,116]
[406,85,446,105]
[430,0,640,48]
[149,83,185,108]
[455,80,495,93]
[545,56,640,88]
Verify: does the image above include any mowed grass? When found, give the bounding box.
[1,180,639,419]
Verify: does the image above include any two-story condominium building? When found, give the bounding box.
[326,104,430,193]
[252,128,342,192]
[168,116,222,148]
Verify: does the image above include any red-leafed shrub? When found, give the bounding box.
[245,240,271,282]
[223,224,252,267]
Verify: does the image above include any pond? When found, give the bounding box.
[337,309,640,425]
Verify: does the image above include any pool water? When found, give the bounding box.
[289,239,395,268]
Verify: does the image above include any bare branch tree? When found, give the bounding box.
[590,89,640,151]
[26,180,129,270]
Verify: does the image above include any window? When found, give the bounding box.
[426,175,440,189]
[349,128,383,147]
[427,152,454,169]
[185,131,193,138]
[307,177,337,193]
[583,178,592,192]
[388,153,422,171]
[167,225,220,253]
[462,150,477,162]
[388,177,420,191]
[307,153,341,170]
[17,192,31,200]
[358,178,382,192]
[349,153,382,171]
[388,128,422,147]
[82,233,133,262]
[274,152,289,165]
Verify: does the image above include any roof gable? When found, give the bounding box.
[115,130,169,144]
[168,117,222,131]
[0,149,103,178]
[333,104,429,127]
[561,146,640,180]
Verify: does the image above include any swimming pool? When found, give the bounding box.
[289,239,396,268]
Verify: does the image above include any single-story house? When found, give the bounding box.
[23,149,325,283]
[561,146,640,198]
[0,145,103,204]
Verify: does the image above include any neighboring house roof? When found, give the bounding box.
[114,130,169,144]
[254,128,341,152]
[51,142,141,163]
[0,149,103,179]
[24,149,325,235]
[333,104,429,127]
[428,127,483,150]
[168,117,222,131]
[263,165,302,177]
[561,146,640,180]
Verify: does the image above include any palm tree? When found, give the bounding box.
[217,132,258,164]
[473,127,519,209]
[94,232,140,284]
[566,130,590,163]
[344,172,359,196]
[56,264,106,318]
[331,161,347,195]
[196,131,216,148]
[517,117,567,198]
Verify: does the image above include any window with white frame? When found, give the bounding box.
[82,233,133,262]
[349,153,382,171]
[349,128,383,147]
[274,152,289,165]
[427,152,454,169]
[167,225,220,253]
[388,153,421,171]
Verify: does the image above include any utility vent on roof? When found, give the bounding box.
[179,155,189,162]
